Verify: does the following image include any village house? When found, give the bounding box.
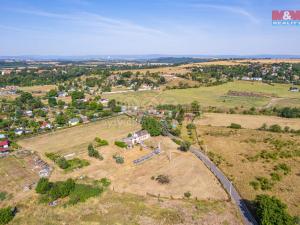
[15,128,25,136]
[122,130,150,148]
[68,118,80,126]
[99,98,109,105]
[24,110,33,117]
[58,91,68,97]
[40,121,53,130]
[289,87,299,92]
[0,134,6,139]
[0,140,9,155]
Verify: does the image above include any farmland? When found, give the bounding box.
[104,81,300,108]
[197,125,300,215]
[196,113,300,130]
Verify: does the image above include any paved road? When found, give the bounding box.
[164,127,258,225]
[189,147,258,225]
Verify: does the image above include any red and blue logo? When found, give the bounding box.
[272,10,300,25]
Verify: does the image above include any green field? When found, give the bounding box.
[104,81,300,109]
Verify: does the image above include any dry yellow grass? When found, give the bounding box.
[12,191,241,225]
[196,113,300,130]
[18,85,57,96]
[198,126,300,215]
[18,116,227,200]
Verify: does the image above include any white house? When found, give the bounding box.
[122,130,150,148]
[289,87,299,92]
[68,118,80,126]
[15,128,25,136]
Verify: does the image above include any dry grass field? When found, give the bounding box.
[18,116,227,200]
[196,113,300,130]
[18,85,57,96]
[0,156,39,208]
[197,126,300,215]
[117,59,300,75]
[104,81,300,109]
[12,191,241,225]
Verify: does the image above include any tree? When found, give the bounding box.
[48,97,57,107]
[71,91,84,102]
[141,117,162,136]
[0,207,15,225]
[179,141,191,152]
[191,101,201,116]
[56,157,69,169]
[254,195,294,225]
[47,89,58,98]
[35,178,52,194]
[55,113,67,126]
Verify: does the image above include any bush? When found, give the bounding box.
[0,207,15,225]
[186,123,196,129]
[274,163,291,175]
[56,157,69,169]
[249,181,260,190]
[114,141,127,148]
[268,124,282,133]
[254,195,294,225]
[0,192,7,201]
[100,178,111,187]
[155,175,170,184]
[179,141,191,152]
[113,155,124,164]
[228,123,242,129]
[88,144,103,160]
[35,178,52,194]
[255,177,273,191]
[68,184,102,205]
[184,191,191,198]
[270,172,282,182]
[94,137,109,147]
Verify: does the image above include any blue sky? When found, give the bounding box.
[0,0,300,56]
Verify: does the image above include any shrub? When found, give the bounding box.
[268,124,282,133]
[255,177,273,191]
[114,141,127,148]
[274,163,291,175]
[88,144,103,160]
[179,141,191,152]
[100,178,111,187]
[186,123,196,129]
[35,178,52,194]
[254,195,294,225]
[270,172,282,182]
[0,192,7,201]
[184,191,191,198]
[0,207,15,225]
[228,123,242,129]
[155,175,170,184]
[68,184,102,205]
[56,157,69,169]
[94,137,109,146]
[113,155,124,164]
[249,181,260,190]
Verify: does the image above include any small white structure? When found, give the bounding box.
[25,110,33,117]
[15,128,24,136]
[68,118,80,126]
[122,130,150,148]
[289,87,299,92]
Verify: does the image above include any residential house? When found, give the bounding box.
[122,130,150,148]
[68,118,80,126]
[15,128,25,136]
[24,110,33,117]
[99,98,109,105]
[0,134,6,139]
[0,140,9,153]
[58,91,68,97]
[289,87,299,92]
[40,121,52,130]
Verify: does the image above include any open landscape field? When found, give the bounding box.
[197,125,300,216]
[117,59,300,74]
[18,85,57,96]
[11,191,241,225]
[104,81,300,109]
[0,155,39,208]
[18,116,227,200]
[196,113,300,130]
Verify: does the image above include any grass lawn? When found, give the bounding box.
[104,81,300,109]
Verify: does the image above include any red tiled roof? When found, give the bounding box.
[0,140,9,146]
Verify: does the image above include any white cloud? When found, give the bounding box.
[192,3,260,24]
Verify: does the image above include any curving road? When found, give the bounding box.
[163,125,258,225]
[189,147,258,225]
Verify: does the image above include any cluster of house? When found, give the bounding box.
[241,76,263,81]
[121,130,150,148]
[0,86,18,96]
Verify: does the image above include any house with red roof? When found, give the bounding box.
[0,140,9,153]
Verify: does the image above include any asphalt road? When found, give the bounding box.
[164,126,258,225]
[189,147,258,225]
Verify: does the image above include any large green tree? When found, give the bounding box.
[141,117,162,136]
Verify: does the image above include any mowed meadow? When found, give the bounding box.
[17,115,140,156]
[104,81,300,108]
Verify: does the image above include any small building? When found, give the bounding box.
[289,87,299,92]
[0,140,9,153]
[99,98,109,105]
[58,91,68,97]
[0,134,6,139]
[40,121,52,130]
[24,110,33,117]
[68,118,80,126]
[122,130,150,148]
[15,128,24,136]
